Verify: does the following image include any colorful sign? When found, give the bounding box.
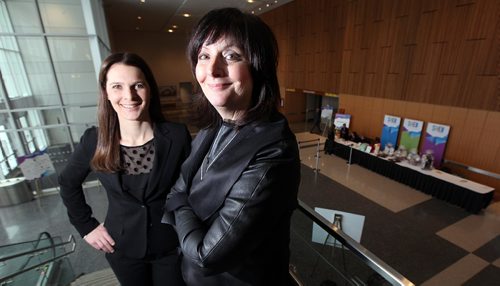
[380,115,401,150]
[399,118,423,152]
[421,122,450,168]
[17,150,55,180]
[333,113,351,129]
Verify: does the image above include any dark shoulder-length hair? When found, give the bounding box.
[91,52,164,173]
[188,7,280,128]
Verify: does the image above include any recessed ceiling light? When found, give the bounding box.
[172,25,178,28]
[258,7,261,10]
[183,13,191,17]
[266,4,270,7]
[168,29,174,33]
[251,11,255,14]
[137,16,142,20]
[247,0,254,3]
[140,0,145,3]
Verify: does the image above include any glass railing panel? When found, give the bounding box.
[0,234,75,285]
[289,201,414,286]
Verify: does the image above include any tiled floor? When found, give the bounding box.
[296,131,500,285]
[0,129,498,285]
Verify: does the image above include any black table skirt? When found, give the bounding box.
[330,141,494,214]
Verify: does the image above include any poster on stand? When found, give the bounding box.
[380,115,401,150]
[333,113,351,129]
[17,150,55,180]
[400,118,423,152]
[421,122,450,168]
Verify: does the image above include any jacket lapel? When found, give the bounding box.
[188,119,288,221]
[144,125,172,200]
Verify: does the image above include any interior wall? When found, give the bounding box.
[262,0,499,111]
[109,31,195,88]
[262,0,500,191]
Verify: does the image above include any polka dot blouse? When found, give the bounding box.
[120,139,155,175]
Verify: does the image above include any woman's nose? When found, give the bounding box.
[124,86,138,99]
[207,57,224,77]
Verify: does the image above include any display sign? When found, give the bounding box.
[312,207,365,247]
[17,150,55,180]
[333,113,351,129]
[399,118,423,152]
[421,122,450,168]
[380,115,401,150]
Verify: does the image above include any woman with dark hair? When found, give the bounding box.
[59,52,190,285]
[162,8,300,285]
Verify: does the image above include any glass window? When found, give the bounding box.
[39,0,86,34]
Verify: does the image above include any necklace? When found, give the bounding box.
[200,127,238,180]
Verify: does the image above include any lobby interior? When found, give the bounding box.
[0,0,499,285]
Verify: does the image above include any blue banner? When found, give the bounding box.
[380,115,401,150]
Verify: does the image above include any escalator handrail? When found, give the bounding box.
[297,200,414,286]
[0,234,76,283]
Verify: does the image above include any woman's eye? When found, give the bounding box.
[135,83,145,89]
[198,54,209,60]
[111,84,121,89]
[224,52,241,61]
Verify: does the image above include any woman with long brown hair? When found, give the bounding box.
[59,52,190,285]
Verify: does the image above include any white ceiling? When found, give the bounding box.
[102,0,293,35]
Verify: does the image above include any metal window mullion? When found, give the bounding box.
[34,0,75,151]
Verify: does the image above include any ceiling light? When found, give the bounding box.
[258,7,261,10]
[140,0,145,3]
[266,4,270,7]
[135,27,140,30]
[183,13,191,17]
[168,29,174,33]
[137,16,142,20]
[247,0,254,3]
[251,11,255,14]
[172,25,178,28]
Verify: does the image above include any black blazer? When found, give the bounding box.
[163,113,300,285]
[59,122,191,258]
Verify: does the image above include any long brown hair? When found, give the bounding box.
[91,52,164,173]
[187,8,280,128]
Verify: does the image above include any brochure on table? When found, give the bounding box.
[400,118,423,152]
[421,122,450,168]
[380,115,401,150]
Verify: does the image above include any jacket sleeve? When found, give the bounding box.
[174,139,300,270]
[58,128,100,237]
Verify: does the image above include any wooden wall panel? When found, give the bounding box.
[461,110,488,165]
[403,101,421,119]
[466,0,498,39]
[477,112,500,171]
[262,0,499,188]
[445,106,468,162]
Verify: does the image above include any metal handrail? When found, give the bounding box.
[297,200,414,286]
[0,234,76,284]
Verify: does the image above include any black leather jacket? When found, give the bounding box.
[163,113,300,285]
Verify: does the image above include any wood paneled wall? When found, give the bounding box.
[261,0,500,191]
[261,0,499,110]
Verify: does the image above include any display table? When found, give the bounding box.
[330,139,495,213]
[0,177,33,207]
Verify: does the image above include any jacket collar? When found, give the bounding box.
[188,116,291,221]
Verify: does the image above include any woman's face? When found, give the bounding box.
[195,37,253,120]
[105,63,151,123]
